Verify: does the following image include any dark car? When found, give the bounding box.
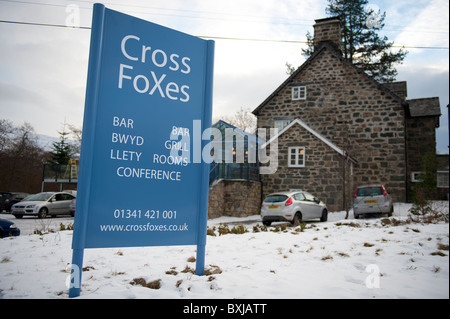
[0,192,29,212]
[0,218,20,238]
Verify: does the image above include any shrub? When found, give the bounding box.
[230,225,247,234]
[217,224,230,236]
[59,223,74,231]
[252,224,267,232]
[130,278,161,289]
[206,226,216,236]
[408,152,445,223]
[187,256,196,263]
[204,265,222,275]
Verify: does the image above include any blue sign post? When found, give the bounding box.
[69,3,214,298]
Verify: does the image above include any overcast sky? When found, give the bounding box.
[0,0,448,153]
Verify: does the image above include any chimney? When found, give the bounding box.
[313,17,342,53]
[380,82,408,100]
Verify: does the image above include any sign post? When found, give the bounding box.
[69,3,214,298]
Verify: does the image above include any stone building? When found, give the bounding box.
[252,17,442,212]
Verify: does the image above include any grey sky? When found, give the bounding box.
[0,0,448,153]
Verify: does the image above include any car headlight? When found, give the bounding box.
[26,204,35,209]
[9,223,17,229]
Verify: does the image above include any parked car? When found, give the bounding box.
[261,190,328,226]
[0,218,20,238]
[0,192,29,212]
[69,198,76,217]
[353,185,393,219]
[11,192,76,219]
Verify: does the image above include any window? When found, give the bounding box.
[274,119,291,132]
[302,192,315,202]
[293,193,305,201]
[437,171,449,188]
[288,147,305,167]
[292,86,306,100]
[411,171,424,182]
[264,194,289,203]
[356,186,384,197]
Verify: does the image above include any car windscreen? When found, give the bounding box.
[24,193,53,201]
[264,195,289,203]
[357,187,383,197]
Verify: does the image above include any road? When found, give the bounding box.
[3,202,444,237]
[0,213,75,235]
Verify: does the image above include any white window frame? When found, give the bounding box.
[274,119,291,132]
[288,147,305,168]
[411,171,424,182]
[292,86,306,100]
[437,171,449,188]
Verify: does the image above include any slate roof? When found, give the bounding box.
[406,97,441,117]
[252,42,405,116]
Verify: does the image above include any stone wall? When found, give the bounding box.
[406,116,438,201]
[208,180,261,219]
[436,154,449,200]
[261,123,353,212]
[256,47,407,207]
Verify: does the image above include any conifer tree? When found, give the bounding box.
[301,0,407,83]
[49,129,73,165]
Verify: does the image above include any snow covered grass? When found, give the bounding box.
[0,202,448,299]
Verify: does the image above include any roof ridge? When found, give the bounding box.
[252,43,405,115]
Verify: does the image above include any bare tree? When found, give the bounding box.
[0,120,48,192]
[220,107,257,133]
[67,124,82,157]
[0,119,14,152]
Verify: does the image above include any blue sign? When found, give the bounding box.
[69,3,214,297]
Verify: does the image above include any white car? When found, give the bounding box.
[261,191,328,226]
[11,192,76,219]
[353,185,393,219]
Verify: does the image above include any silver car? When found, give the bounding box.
[353,185,393,219]
[11,192,76,219]
[261,191,328,226]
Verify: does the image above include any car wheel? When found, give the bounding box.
[292,212,302,226]
[320,209,328,222]
[388,206,394,217]
[38,207,48,219]
[262,221,272,226]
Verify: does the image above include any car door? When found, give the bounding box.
[48,193,71,215]
[293,193,306,216]
[47,194,60,215]
[302,192,321,219]
[60,194,75,214]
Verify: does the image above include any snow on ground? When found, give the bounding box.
[0,202,448,299]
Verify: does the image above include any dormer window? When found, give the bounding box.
[292,86,306,100]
